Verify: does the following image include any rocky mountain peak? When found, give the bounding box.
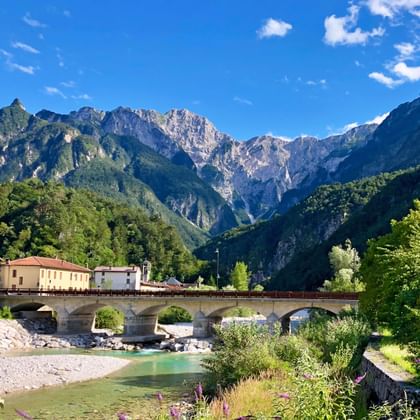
[70,106,105,123]
[10,98,25,111]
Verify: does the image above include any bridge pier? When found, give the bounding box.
[57,313,96,334]
[124,314,158,336]
[193,312,223,338]
[281,316,291,335]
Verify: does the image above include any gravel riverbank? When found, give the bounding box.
[0,354,130,395]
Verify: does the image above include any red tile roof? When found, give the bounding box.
[8,256,91,273]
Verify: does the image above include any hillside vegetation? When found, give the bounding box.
[195,166,420,290]
[0,180,201,279]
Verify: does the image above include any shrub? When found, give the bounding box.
[0,306,13,319]
[158,306,192,324]
[298,309,371,370]
[95,306,124,331]
[202,323,283,388]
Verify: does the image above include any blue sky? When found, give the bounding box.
[0,1,419,140]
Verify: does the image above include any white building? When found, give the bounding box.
[93,260,152,290]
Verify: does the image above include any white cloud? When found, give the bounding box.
[233,96,253,106]
[56,49,64,68]
[366,0,420,18]
[324,5,384,46]
[71,93,92,100]
[368,71,403,87]
[0,49,36,74]
[22,13,46,28]
[366,112,390,124]
[305,79,327,87]
[9,62,35,75]
[11,41,40,54]
[393,61,420,80]
[257,18,292,39]
[343,122,359,131]
[44,86,67,98]
[394,42,416,58]
[355,60,363,67]
[61,80,76,88]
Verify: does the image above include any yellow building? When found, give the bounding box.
[0,256,91,290]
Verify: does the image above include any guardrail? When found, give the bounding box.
[0,288,359,300]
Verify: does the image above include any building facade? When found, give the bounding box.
[93,260,152,290]
[0,256,91,290]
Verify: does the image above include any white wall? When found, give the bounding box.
[93,270,141,290]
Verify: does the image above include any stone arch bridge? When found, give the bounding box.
[0,289,359,338]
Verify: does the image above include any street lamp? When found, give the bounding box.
[215,248,220,290]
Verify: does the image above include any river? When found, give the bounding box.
[2,349,204,419]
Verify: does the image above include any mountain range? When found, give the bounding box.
[0,96,419,289]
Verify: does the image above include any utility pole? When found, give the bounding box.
[215,248,220,290]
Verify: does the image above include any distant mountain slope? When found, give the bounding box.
[37,102,379,221]
[0,100,239,247]
[334,97,420,182]
[195,166,420,290]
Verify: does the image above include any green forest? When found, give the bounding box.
[0,179,201,279]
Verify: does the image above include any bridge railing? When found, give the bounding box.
[0,288,359,300]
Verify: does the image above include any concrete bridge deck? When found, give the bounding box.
[0,289,359,338]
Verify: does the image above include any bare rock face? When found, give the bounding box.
[114,108,376,220]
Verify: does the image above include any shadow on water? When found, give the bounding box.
[115,372,203,390]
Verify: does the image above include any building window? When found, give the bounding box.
[48,271,51,279]
[102,271,105,276]
[54,271,57,279]
[126,278,130,285]
[70,273,72,281]
[127,272,131,277]
[59,272,62,280]
[12,270,17,278]
[41,270,44,278]
[19,276,23,285]
[75,273,78,281]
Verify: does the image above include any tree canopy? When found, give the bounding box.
[360,201,420,345]
[0,179,202,280]
[230,261,250,291]
[320,240,365,292]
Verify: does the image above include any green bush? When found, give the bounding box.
[202,323,283,388]
[158,306,192,324]
[273,335,312,366]
[95,306,124,331]
[298,309,371,370]
[0,306,13,319]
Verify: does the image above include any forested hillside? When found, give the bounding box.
[195,166,420,290]
[0,180,201,279]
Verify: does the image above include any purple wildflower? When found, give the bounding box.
[223,400,230,417]
[156,391,163,402]
[414,358,420,364]
[195,382,203,399]
[354,373,367,384]
[117,413,128,420]
[169,405,181,419]
[277,392,290,400]
[14,409,33,420]
[303,373,313,380]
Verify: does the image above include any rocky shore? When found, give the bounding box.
[0,354,130,395]
[0,319,213,354]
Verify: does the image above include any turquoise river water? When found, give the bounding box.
[1,349,204,420]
